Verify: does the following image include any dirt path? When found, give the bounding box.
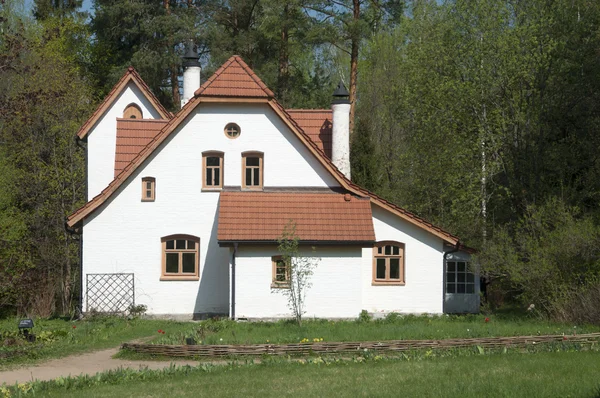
[0,346,200,386]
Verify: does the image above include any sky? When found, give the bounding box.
[23,0,94,17]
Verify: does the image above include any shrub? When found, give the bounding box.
[478,198,600,323]
[357,310,372,323]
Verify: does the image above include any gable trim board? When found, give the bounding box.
[76,67,172,141]
[67,56,459,247]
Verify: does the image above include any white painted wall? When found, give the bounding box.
[331,102,351,179]
[182,66,201,107]
[361,206,445,315]
[83,102,341,316]
[87,82,163,199]
[234,245,363,319]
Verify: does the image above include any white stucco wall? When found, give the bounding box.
[82,102,341,316]
[361,206,446,314]
[87,82,163,200]
[234,245,363,319]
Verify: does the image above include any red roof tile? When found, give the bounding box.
[194,56,274,98]
[287,110,332,158]
[115,119,167,176]
[68,56,460,246]
[217,191,375,242]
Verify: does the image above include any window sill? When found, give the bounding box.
[271,282,290,289]
[141,199,155,202]
[160,276,199,281]
[201,188,223,192]
[372,281,405,286]
[241,187,263,191]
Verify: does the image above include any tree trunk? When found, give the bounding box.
[349,0,360,137]
[277,3,290,105]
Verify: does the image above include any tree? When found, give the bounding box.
[90,0,207,109]
[0,1,92,315]
[275,221,319,326]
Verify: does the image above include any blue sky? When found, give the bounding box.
[24,0,94,16]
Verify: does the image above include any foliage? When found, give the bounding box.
[477,198,600,323]
[0,2,92,316]
[275,221,319,327]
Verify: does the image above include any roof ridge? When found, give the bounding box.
[194,55,273,98]
[76,67,171,140]
[286,109,332,113]
[68,57,460,245]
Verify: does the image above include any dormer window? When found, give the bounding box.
[124,103,143,119]
[202,151,224,189]
[142,177,155,201]
[242,151,263,189]
[224,123,240,139]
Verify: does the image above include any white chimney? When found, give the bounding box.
[331,81,351,179]
[181,41,201,107]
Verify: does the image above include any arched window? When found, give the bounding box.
[372,241,405,285]
[123,103,143,119]
[160,234,200,280]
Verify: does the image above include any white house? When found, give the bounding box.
[67,50,479,319]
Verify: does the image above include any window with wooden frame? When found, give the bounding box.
[141,177,155,201]
[161,235,200,280]
[446,261,475,294]
[202,151,224,189]
[373,241,405,285]
[271,255,290,288]
[224,123,240,139]
[242,151,263,189]
[124,103,143,119]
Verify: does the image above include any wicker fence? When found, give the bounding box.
[121,332,600,358]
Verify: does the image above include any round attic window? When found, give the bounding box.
[224,123,241,139]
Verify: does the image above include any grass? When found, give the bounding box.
[0,317,192,369]
[2,313,598,368]
[28,350,600,397]
[146,313,597,346]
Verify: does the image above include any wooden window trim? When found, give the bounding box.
[271,255,290,288]
[242,151,264,190]
[372,241,405,286]
[224,122,241,139]
[124,103,143,119]
[141,177,155,202]
[202,151,224,190]
[160,234,200,281]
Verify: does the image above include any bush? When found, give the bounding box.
[357,310,372,323]
[478,198,600,323]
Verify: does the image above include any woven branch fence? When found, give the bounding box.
[121,332,600,358]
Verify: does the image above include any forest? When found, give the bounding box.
[1,0,600,323]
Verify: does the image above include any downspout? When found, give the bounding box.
[231,242,238,320]
[442,242,461,314]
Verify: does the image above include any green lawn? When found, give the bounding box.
[0,317,193,369]
[148,313,596,346]
[38,351,600,397]
[2,313,598,369]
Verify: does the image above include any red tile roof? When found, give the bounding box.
[195,56,275,98]
[67,56,460,246]
[77,67,171,140]
[217,191,375,242]
[115,119,167,176]
[286,110,332,158]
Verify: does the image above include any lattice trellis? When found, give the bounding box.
[86,273,134,313]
